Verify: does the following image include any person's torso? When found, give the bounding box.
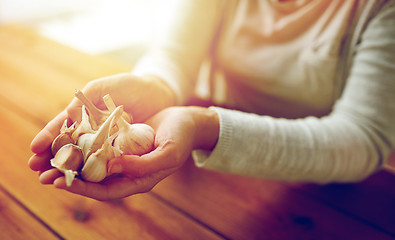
[206,0,357,118]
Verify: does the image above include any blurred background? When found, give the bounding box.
[0,0,167,64]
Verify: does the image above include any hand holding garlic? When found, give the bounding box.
[30,99,219,200]
[49,90,156,186]
[58,105,219,200]
[28,73,190,200]
[66,73,176,123]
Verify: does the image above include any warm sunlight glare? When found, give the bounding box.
[0,0,178,55]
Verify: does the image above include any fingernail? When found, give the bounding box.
[109,164,123,174]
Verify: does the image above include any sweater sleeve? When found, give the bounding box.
[131,0,224,104]
[192,2,395,183]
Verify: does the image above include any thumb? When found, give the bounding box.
[31,110,68,154]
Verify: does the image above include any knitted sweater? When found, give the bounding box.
[133,0,395,183]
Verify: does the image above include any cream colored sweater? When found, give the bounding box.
[132,0,395,183]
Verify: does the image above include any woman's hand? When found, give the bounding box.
[67,73,177,123]
[39,106,219,200]
[109,106,220,177]
[29,73,176,196]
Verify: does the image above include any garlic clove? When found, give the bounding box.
[114,119,155,156]
[77,133,94,161]
[80,150,107,182]
[51,119,77,156]
[77,105,124,160]
[51,132,75,156]
[104,93,155,155]
[50,143,84,186]
[80,133,117,182]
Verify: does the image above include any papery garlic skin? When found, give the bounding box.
[50,143,84,186]
[71,105,94,142]
[51,133,74,156]
[51,120,77,156]
[114,119,155,156]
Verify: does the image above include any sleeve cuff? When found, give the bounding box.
[192,107,233,171]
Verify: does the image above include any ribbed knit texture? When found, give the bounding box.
[135,0,395,183]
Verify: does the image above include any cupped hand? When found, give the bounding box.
[67,73,176,124]
[47,106,219,200]
[29,73,176,198]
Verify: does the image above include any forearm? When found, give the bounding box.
[193,2,395,183]
[193,107,385,183]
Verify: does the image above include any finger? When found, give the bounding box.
[30,110,68,154]
[53,176,148,201]
[39,168,63,184]
[66,99,83,124]
[54,168,175,201]
[28,152,53,171]
[108,141,180,177]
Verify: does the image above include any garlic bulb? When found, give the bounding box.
[51,120,76,156]
[50,90,156,186]
[50,143,84,186]
[103,94,154,156]
[113,117,155,156]
[77,105,123,160]
[74,89,131,129]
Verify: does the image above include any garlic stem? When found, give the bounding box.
[102,94,133,123]
[64,170,78,187]
[74,89,107,130]
[102,94,117,111]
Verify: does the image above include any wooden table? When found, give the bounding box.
[1,24,395,240]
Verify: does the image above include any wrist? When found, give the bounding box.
[190,107,219,151]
